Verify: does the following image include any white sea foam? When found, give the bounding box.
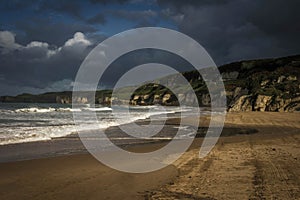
[82,107,112,111]
[15,107,82,113]
[15,107,56,113]
[0,104,197,145]
[56,108,81,112]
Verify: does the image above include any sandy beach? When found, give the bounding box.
[1,112,300,199]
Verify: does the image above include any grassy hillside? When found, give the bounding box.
[1,54,300,111]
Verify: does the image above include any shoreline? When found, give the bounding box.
[0,112,264,163]
[1,112,300,199]
[0,117,178,163]
[0,103,186,147]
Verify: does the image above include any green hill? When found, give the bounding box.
[1,54,300,112]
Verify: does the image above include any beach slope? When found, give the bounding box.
[1,112,300,199]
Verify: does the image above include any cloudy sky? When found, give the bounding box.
[0,0,299,95]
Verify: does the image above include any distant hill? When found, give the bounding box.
[1,54,300,112]
[0,90,113,105]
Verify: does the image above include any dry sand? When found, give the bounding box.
[1,112,300,199]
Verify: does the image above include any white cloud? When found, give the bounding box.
[26,41,49,48]
[0,30,96,95]
[0,31,21,53]
[46,49,58,57]
[0,31,93,58]
[64,32,91,47]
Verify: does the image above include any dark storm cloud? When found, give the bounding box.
[0,0,83,19]
[37,0,83,19]
[1,0,300,95]
[109,10,157,21]
[157,0,300,65]
[0,31,190,95]
[88,0,129,4]
[108,9,158,27]
[87,13,106,24]
[0,0,36,10]
[101,49,194,87]
[0,0,140,95]
[158,0,230,8]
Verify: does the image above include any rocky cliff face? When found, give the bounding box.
[225,55,300,112]
[228,95,300,112]
[58,96,89,104]
[228,95,253,112]
[130,93,179,106]
[1,55,300,112]
[128,55,300,111]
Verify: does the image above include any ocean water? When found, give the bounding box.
[0,103,194,145]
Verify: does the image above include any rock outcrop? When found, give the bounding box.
[253,95,273,111]
[228,95,253,112]
[228,95,300,112]
[56,96,71,104]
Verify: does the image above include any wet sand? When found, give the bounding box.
[1,112,300,199]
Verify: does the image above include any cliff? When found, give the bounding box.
[222,55,300,112]
[128,55,300,111]
[1,54,300,112]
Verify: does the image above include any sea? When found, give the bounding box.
[0,103,198,146]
